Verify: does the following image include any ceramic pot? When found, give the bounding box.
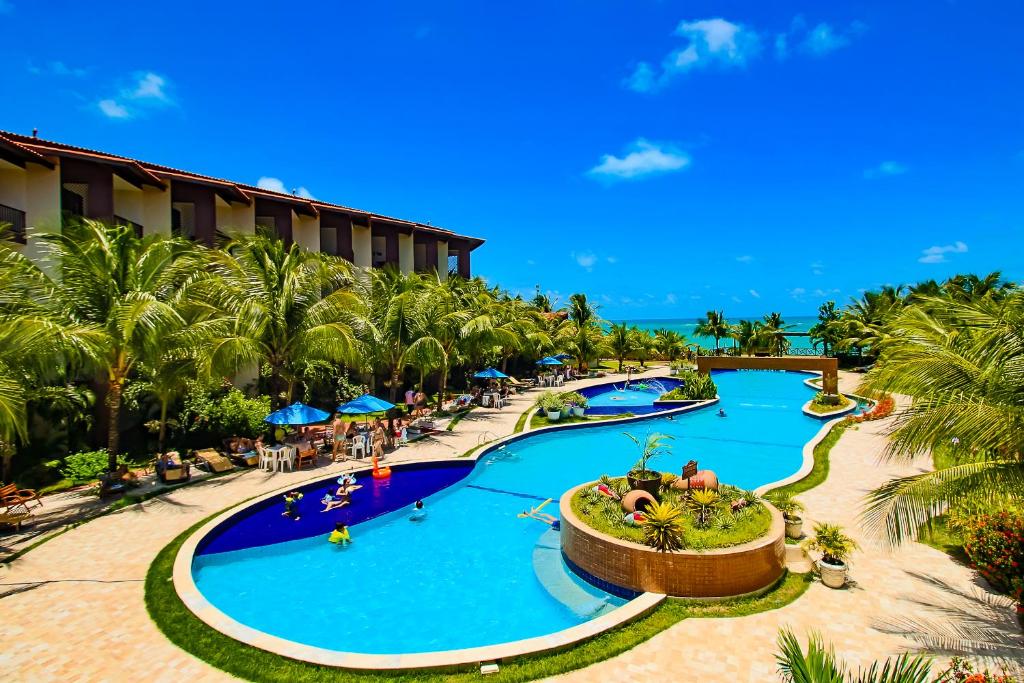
[545,410,560,421]
[627,472,661,497]
[818,558,848,589]
[784,516,803,540]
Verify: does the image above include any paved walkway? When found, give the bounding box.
[552,373,1023,682]
[1,369,1019,682]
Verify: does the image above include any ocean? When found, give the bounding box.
[614,316,819,350]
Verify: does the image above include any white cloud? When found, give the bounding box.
[29,60,87,77]
[811,261,824,275]
[690,294,702,300]
[919,241,968,264]
[98,99,130,119]
[735,255,754,263]
[257,177,288,194]
[801,23,850,55]
[96,71,174,120]
[573,251,598,270]
[813,288,841,297]
[665,293,678,305]
[526,259,536,266]
[749,289,761,298]
[131,72,169,101]
[256,176,315,199]
[625,15,862,92]
[790,287,807,298]
[606,256,618,264]
[588,139,690,181]
[864,161,908,179]
[731,295,742,303]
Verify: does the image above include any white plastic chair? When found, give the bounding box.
[276,447,295,472]
[351,435,366,459]
[257,444,274,470]
[555,375,564,387]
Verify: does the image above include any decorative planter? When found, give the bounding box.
[572,406,585,417]
[627,472,661,497]
[784,516,803,540]
[545,410,561,421]
[818,558,848,588]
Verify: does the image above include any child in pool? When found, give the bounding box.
[282,491,303,520]
[328,522,351,545]
[409,499,427,522]
[320,487,350,512]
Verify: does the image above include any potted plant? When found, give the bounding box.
[803,522,859,588]
[560,391,588,417]
[624,431,674,496]
[536,391,564,421]
[767,490,806,539]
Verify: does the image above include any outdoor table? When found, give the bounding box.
[266,444,297,472]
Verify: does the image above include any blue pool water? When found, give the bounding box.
[192,370,825,655]
[581,376,683,415]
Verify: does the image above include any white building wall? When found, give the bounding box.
[0,162,27,210]
[293,213,320,252]
[352,225,372,268]
[24,163,61,267]
[142,186,172,235]
[437,240,449,281]
[398,233,414,274]
[113,177,144,226]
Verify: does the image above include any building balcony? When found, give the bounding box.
[0,203,26,243]
[114,214,144,238]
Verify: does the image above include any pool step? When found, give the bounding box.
[532,529,617,619]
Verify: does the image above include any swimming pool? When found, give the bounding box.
[581,376,683,415]
[188,370,826,657]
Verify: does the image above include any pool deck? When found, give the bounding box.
[1,368,1019,681]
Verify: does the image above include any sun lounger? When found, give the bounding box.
[1,483,42,511]
[194,449,234,473]
[0,503,33,530]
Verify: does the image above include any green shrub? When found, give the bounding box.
[60,450,121,483]
[180,384,271,444]
[559,391,589,409]
[535,391,565,413]
[661,370,717,400]
[959,510,1024,606]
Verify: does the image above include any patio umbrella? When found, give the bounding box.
[473,367,508,379]
[536,356,564,366]
[264,402,331,425]
[337,394,396,416]
[553,353,573,361]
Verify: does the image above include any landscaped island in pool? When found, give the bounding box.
[187,370,826,657]
[580,376,683,415]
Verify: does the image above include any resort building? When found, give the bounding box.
[0,130,483,277]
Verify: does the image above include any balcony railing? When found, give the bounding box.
[0,203,27,244]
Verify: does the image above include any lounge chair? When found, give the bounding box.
[0,503,33,531]
[156,453,191,483]
[223,438,261,467]
[194,449,234,474]
[295,442,318,470]
[1,483,42,511]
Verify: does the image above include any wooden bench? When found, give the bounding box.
[1,483,42,511]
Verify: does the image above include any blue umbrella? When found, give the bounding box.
[536,356,564,366]
[553,353,573,361]
[337,394,396,415]
[473,367,509,379]
[265,402,331,425]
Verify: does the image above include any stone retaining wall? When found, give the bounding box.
[560,483,786,598]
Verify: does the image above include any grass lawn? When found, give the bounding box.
[530,412,625,429]
[913,444,968,561]
[147,518,811,682]
[768,421,848,497]
[571,483,772,551]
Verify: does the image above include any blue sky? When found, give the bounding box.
[3,1,1023,319]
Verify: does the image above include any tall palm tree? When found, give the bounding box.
[860,294,1024,546]
[762,312,792,356]
[404,274,474,410]
[834,288,905,353]
[944,271,1015,302]
[653,329,687,362]
[695,310,729,353]
[193,232,361,409]
[809,301,841,356]
[567,292,597,327]
[606,323,634,372]
[731,319,761,355]
[356,266,425,401]
[629,328,655,367]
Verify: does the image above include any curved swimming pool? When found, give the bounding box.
[188,370,825,656]
[581,376,683,415]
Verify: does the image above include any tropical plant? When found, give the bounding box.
[660,471,678,492]
[629,328,656,367]
[689,489,720,528]
[606,322,634,372]
[641,501,685,552]
[661,370,718,400]
[559,391,588,409]
[59,449,125,484]
[624,431,674,478]
[958,510,1024,608]
[775,628,932,683]
[803,522,859,566]
[809,300,843,356]
[695,310,729,353]
[767,490,805,521]
[535,391,564,413]
[653,329,687,362]
[731,319,763,355]
[859,294,1024,545]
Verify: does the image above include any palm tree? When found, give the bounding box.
[629,328,655,367]
[944,271,1015,302]
[776,628,932,682]
[860,294,1024,546]
[730,319,762,355]
[193,232,361,409]
[12,220,195,469]
[404,274,474,410]
[809,301,841,356]
[531,285,553,312]
[567,292,597,328]
[653,329,687,362]
[834,288,905,354]
[357,266,425,401]
[606,323,634,372]
[694,310,729,354]
[762,312,792,356]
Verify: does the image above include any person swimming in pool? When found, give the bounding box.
[328,522,351,545]
[282,491,303,520]
[717,408,727,417]
[409,499,427,522]
[320,486,350,512]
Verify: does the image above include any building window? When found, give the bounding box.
[61,183,88,219]
[448,252,459,276]
[372,235,387,267]
[414,243,427,271]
